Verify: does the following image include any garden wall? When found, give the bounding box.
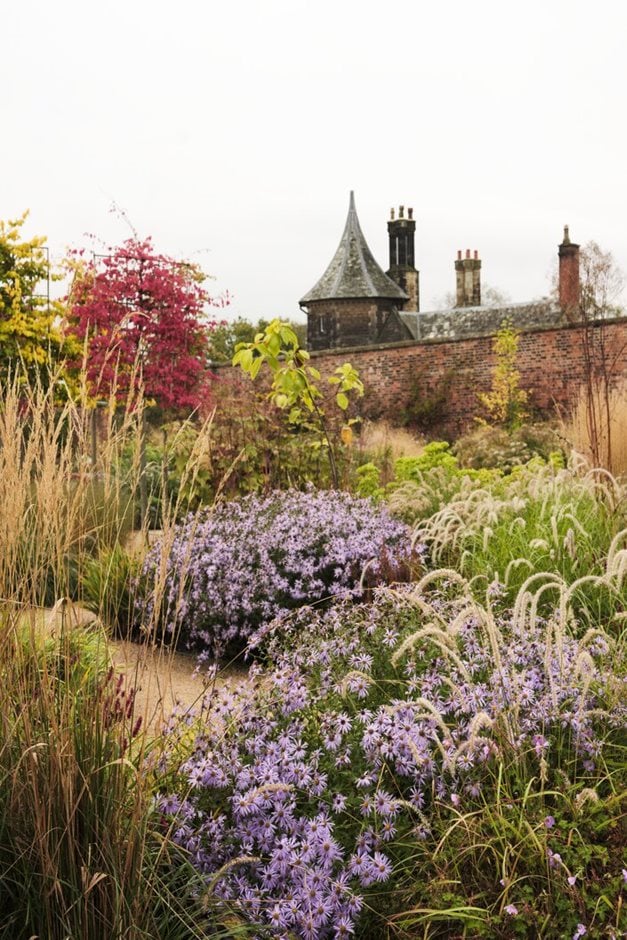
[309,317,627,437]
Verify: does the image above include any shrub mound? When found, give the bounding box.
[157,579,626,938]
[137,488,415,658]
[453,423,565,472]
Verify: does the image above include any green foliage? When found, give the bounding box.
[207,315,306,363]
[81,545,140,638]
[394,441,459,479]
[402,367,454,433]
[454,423,567,473]
[354,461,383,500]
[233,318,364,488]
[478,323,529,429]
[12,611,110,693]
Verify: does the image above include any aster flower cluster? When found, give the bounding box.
[137,488,414,658]
[157,586,625,937]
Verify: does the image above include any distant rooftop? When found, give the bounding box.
[399,300,563,342]
[300,191,408,304]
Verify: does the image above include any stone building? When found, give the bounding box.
[299,192,409,351]
[300,193,582,351]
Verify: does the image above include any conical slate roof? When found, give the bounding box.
[300,192,408,304]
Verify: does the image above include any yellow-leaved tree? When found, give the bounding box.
[477,323,528,429]
[0,212,69,385]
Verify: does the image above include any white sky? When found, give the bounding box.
[3,0,626,321]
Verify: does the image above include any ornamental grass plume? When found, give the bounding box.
[411,457,624,615]
[0,371,246,939]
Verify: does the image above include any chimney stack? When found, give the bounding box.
[387,204,419,312]
[558,225,580,318]
[455,249,481,307]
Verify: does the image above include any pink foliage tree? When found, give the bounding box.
[68,237,223,411]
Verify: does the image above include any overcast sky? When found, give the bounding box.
[3,0,626,321]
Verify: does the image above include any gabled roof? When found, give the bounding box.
[300,192,408,304]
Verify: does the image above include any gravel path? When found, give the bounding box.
[42,600,249,730]
[109,638,249,729]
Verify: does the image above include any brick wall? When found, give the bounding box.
[309,317,627,437]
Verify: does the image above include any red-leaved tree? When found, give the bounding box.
[67,237,222,411]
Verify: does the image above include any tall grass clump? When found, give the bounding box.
[412,457,627,617]
[0,374,241,938]
[154,572,626,938]
[561,382,627,477]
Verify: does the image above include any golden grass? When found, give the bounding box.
[0,372,239,937]
[358,419,425,460]
[560,382,627,477]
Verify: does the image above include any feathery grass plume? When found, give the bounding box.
[0,366,245,938]
[605,526,627,574]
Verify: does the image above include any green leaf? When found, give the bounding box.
[336,391,349,410]
[249,355,264,379]
[266,333,281,357]
[233,347,253,370]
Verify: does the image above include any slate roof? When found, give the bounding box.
[300,192,408,304]
[399,301,564,342]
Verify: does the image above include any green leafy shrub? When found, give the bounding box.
[233,318,364,489]
[354,461,384,501]
[11,610,110,694]
[394,440,459,479]
[81,545,140,638]
[454,423,566,473]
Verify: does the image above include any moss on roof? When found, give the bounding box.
[300,192,408,304]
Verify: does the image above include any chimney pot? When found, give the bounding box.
[399,205,404,219]
[457,250,462,260]
[390,208,395,220]
[474,250,478,260]
[408,207,413,220]
[465,248,470,259]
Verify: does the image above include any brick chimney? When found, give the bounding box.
[455,249,481,307]
[558,225,580,317]
[387,205,419,312]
